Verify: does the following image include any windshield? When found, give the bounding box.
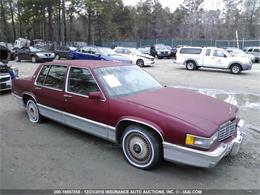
[94,65,162,97]
[223,50,232,57]
[98,48,117,56]
[129,48,142,55]
[155,44,167,50]
[232,49,245,54]
[69,46,77,51]
[30,47,42,52]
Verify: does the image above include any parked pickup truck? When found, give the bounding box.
[176,47,253,74]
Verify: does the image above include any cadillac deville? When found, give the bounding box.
[12,60,245,169]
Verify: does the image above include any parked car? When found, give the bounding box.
[14,46,55,63]
[165,46,177,59]
[0,45,18,92]
[54,46,77,59]
[150,44,171,59]
[113,47,154,67]
[69,46,131,64]
[243,47,260,63]
[176,47,253,74]
[12,60,245,169]
[225,47,255,63]
[138,47,150,55]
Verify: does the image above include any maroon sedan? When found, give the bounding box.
[12,60,245,169]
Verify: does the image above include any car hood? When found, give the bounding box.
[136,53,154,59]
[121,87,238,134]
[232,53,255,59]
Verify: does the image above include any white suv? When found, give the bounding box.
[176,47,253,74]
[243,47,260,63]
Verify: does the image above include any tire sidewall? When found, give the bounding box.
[121,125,161,169]
[55,54,60,60]
[186,61,196,70]
[26,99,40,123]
[231,64,241,74]
[32,56,37,63]
[136,59,144,67]
[15,55,20,62]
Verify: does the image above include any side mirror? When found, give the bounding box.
[88,91,104,100]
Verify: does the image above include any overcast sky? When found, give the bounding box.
[123,0,225,12]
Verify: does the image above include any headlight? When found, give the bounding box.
[185,132,218,149]
[51,53,55,57]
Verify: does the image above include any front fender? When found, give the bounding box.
[115,116,165,142]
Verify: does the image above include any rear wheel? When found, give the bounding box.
[186,61,197,70]
[230,64,242,74]
[121,125,162,170]
[26,99,43,123]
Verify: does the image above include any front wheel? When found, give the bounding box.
[55,54,60,60]
[31,56,37,63]
[26,99,43,123]
[136,59,144,67]
[230,64,242,74]
[121,125,162,170]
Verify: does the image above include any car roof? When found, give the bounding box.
[44,60,131,69]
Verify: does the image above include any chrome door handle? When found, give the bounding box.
[64,94,72,98]
[35,86,42,90]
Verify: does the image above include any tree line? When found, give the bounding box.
[0,0,259,45]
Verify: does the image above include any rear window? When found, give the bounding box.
[180,48,202,54]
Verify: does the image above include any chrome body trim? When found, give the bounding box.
[163,120,246,168]
[34,64,68,92]
[37,104,116,142]
[65,66,107,102]
[116,118,164,142]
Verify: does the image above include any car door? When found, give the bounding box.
[63,66,109,139]
[19,47,30,60]
[205,49,227,68]
[61,46,69,58]
[34,64,68,123]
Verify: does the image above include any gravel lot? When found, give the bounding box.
[1,60,260,190]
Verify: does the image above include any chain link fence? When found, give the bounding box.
[94,39,260,49]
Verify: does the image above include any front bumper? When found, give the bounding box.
[144,59,155,66]
[163,120,246,168]
[242,63,252,70]
[0,78,11,92]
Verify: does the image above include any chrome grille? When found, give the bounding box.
[218,120,237,141]
[0,76,10,82]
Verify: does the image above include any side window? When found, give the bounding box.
[67,67,99,96]
[213,50,225,57]
[248,48,253,52]
[206,49,211,56]
[115,48,123,54]
[179,48,202,54]
[254,48,259,53]
[36,65,51,85]
[124,49,131,54]
[44,65,67,90]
